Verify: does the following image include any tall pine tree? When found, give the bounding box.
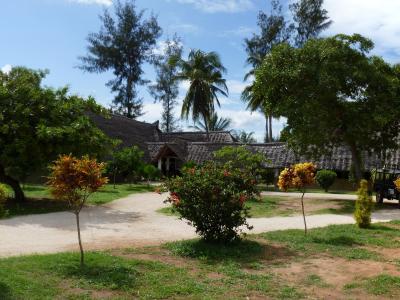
[149,35,183,132]
[79,0,162,119]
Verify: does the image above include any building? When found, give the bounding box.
[91,113,400,176]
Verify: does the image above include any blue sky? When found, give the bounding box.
[1,0,400,141]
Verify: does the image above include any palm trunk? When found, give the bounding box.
[204,114,210,141]
[301,192,307,235]
[0,164,25,202]
[75,212,84,267]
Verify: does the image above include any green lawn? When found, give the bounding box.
[3,183,156,218]
[158,195,391,218]
[1,222,400,299]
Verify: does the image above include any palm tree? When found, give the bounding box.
[190,112,232,132]
[172,49,228,140]
[232,130,257,144]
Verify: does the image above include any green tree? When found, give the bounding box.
[243,0,291,142]
[213,146,265,177]
[243,0,331,142]
[254,34,400,182]
[232,130,257,144]
[191,112,231,132]
[149,35,183,132]
[173,49,228,140]
[79,0,162,119]
[290,0,332,47]
[0,67,115,202]
[108,146,144,183]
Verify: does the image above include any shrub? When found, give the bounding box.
[0,184,8,217]
[278,162,316,235]
[142,164,160,183]
[354,179,373,228]
[213,145,266,177]
[48,155,108,266]
[316,170,337,192]
[164,161,259,243]
[108,146,144,183]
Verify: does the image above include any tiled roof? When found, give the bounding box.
[185,142,400,171]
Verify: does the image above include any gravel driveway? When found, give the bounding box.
[0,192,399,258]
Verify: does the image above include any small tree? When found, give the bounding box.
[316,170,337,192]
[48,155,108,266]
[142,164,160,185]
[108,146,144,184]
[354,179,373,228]
[278,163,316,234]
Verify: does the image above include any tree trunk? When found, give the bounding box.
[0,164,25,202]
[204,114,210,141]
[75,212,84,267]
[349,142,363,183]
[301,192,307,235]
[265,116,269,142]
[268,115,273,142]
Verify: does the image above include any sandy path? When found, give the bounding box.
[0,192,399,258]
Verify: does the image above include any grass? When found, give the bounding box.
[1,222,400,299]
[2,183,156,218]
[158,195,392,218]
[257,223,400,260]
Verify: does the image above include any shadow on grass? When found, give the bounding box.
[22,185,47,192]
[58,255,137,290]
[4,198,69,218]
[0,282,13,300]
[311,235,359,247]
[165,239,296,264]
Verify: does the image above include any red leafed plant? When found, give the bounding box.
[278,163,316,235]
[47,155,108,266]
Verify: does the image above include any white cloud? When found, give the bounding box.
[169,23,201,34]
[171,0,254,13]
[324,0,400,61]
[226,79,248,95]
[1,64,12,74]
[220,26,255,37]
[67,0,112,6]
[153,39,184,55]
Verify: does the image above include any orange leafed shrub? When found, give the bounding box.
[278,163,316,191]
[48,155,108,208]
[394,178,400,192]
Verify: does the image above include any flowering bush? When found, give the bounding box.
[164,161,260,243]
[278,162,316,234]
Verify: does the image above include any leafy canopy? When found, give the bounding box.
[0,67,116,183]
[254,34,400,179]
[173,49,228,137]
[79,0,162,119]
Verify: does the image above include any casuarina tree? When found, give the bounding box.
[149,35,183,132]
[79,0,162,119]
[0,67,116,203]
[243,0,331,142]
